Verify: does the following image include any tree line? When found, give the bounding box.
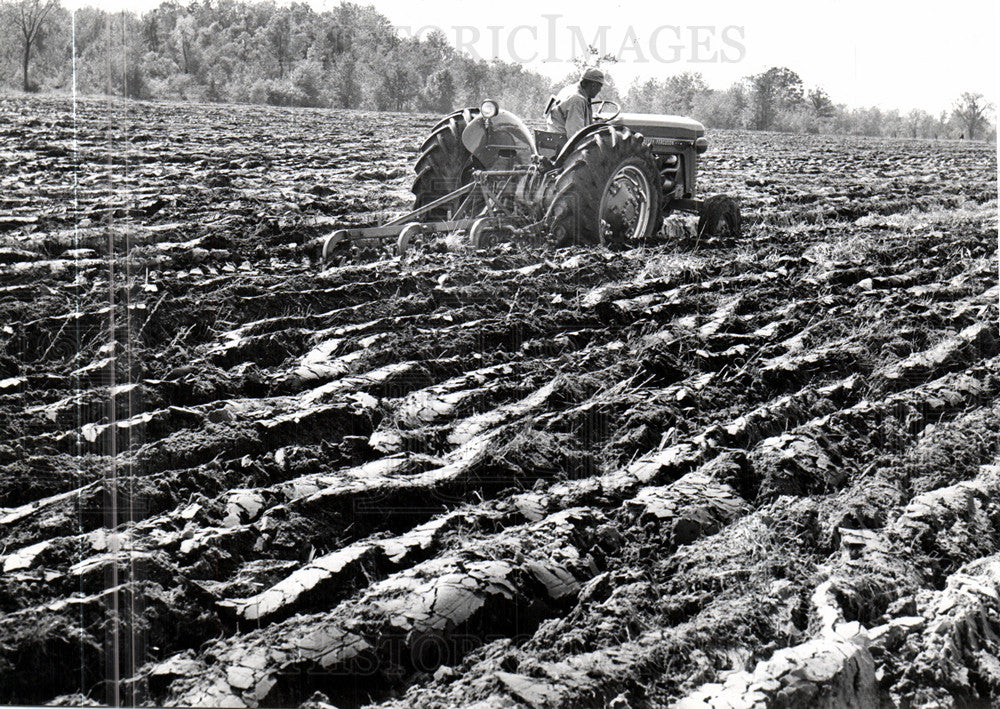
[0,0,994,142]
[623,68,995,141]
[0,0,553,117]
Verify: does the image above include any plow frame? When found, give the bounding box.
[321,166,548,261]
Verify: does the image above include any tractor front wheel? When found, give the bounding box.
[545,128,662,248]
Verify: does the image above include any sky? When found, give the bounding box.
[75,0,997,115]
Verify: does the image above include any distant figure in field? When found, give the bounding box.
[545,67,605,139]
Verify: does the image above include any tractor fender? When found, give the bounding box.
[430,107,480,133]
[553,124,637,167]
[461,109,536,169]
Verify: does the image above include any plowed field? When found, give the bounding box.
[1,95,998,708]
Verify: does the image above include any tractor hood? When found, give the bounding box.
[613,113,705,142]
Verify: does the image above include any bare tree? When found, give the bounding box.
[572,44,618,71]
[2,0,58,91]
[952,92,992,140]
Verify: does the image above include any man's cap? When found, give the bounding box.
[580,67,605,84]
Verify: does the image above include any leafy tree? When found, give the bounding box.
[68,9,146,97]
[287,2,313,63]
[370,48,417,111]
[624,78,660,113]
[952,92,992,140]
[482,59,526,100]
[2,0,58,91]
[263,6,291,78]
[847,106,889,136]
[807,88,834,118]
[904,109,938,139]
[420,68,455,114]
[330,53,361,108]
[501,69,552,117]
[290,59,322,106]
[173,13,198,75]
[141,11,160,51]
[459,59,490,104]
[664,72,708,115]
[746,67,803,130]
[418,28,453,69]
[691,83,746,129]
[310,20,348,68]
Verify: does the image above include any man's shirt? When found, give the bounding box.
[546,83,593,138]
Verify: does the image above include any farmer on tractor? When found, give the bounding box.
[545,67,605,138]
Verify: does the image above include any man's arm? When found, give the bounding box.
[564,95,588,137]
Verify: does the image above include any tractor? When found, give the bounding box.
[321,98,740,261]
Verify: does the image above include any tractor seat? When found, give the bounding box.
[534,129,567,158]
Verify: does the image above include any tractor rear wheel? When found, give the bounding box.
[545,128,662,248]
[412,112,479,221]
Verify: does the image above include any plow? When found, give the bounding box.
[322,98,741,262]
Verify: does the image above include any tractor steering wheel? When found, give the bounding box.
[592,100,622,123]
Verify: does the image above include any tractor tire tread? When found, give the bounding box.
[545,127,662,247]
